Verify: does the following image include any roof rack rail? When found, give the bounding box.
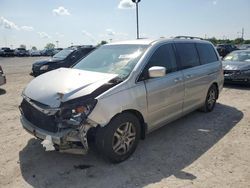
[69,45,93,48]
[174,36,203,40]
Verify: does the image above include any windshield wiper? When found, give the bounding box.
[109,76,124,84]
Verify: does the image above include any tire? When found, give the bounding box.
[200,84,218,112]
[95,112,141,163]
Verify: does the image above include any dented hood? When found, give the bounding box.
[23,68,118,108]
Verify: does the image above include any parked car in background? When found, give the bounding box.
[0,47,15,57]
[216,44,239,57]
[0,65,6,86]
[29,50,41,56]
[31,45,95,76]
[53,48,63,55]
[20,37,223,163]
[222,50,250,83]
[14,48,29,57]
[40,48,63,56]
[238,44,250,50]
[0,48,4,56]
[40,49,54,56]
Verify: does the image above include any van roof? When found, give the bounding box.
[107,37,211,46]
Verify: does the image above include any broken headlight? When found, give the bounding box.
[60,99,97,126]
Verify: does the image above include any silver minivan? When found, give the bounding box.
[20,37,224,163]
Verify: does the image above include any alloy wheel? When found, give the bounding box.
[207,88,216,109]
[112,122,136,155]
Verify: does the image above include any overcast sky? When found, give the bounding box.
[0,0,249,49]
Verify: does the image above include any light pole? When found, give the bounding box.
[132,0,141,39]
[241,27,244,41]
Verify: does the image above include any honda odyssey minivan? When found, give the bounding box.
[20,37,224,163]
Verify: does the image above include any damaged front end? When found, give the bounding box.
[19,95,98,155]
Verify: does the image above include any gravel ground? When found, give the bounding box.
[0,57,249,188]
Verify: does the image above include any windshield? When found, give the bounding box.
[53,49,73,59]
[224,51,250,62]
[73,44,148,79]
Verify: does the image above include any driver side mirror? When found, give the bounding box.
[148,66,166,78]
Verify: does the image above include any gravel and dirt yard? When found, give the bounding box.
[0,57,249,188]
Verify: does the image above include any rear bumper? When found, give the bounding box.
[3,53,14,56]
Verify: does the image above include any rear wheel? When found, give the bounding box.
[200,84,218,112]
[95,112,141,163]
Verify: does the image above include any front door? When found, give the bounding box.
[140,43,185,131]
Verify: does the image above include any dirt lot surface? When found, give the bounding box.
[0,57,249,188]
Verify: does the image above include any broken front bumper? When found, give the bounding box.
[20,115,71,145]
[20,115,93,154]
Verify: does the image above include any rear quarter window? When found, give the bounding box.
[196,43,218,64]
[175,43,200,69]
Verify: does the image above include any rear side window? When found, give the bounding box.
[196,43,218,64]
[175,43,200,69]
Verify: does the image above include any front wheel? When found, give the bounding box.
[200,84,218,112]
[95,112,141,163]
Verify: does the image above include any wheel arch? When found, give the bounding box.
[102,109,147,140]
[123,109,147,140]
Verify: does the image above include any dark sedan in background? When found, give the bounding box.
[14,48,29,57]
[222,50,250,84]
[31,45,95,76]
[217,44,239,57]
[40,48,63,56]
[0,47,15,57]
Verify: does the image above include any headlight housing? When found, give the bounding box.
[40,65,49,70]
[60,99,97,126]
